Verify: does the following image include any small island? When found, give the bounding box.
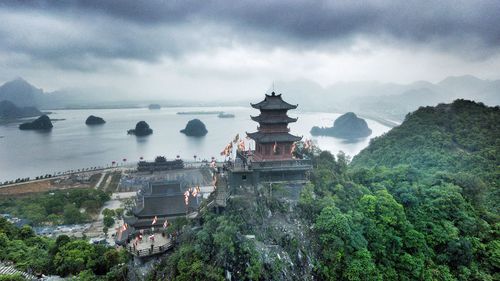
[218,112,235,118]
[128,121,153,136]
[148,104,161,110]
[85,115,106,125]
[311,112,372,139]
[180,119,208,137]
[19,115,53,130]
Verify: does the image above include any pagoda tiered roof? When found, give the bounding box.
[133,195,198,218]
[147,181,182,196]
[250,115,298,124]
[246,131,302,143]
[251,92,298,110]
[133,181,199,218]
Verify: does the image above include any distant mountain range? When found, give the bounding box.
[0,76,499,121]
[0,78,141,110]
[270,75,500,120]
[0,78,45,107]
[0,100,43,119]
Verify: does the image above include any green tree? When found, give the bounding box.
[63,204,83,224]
[103,216,114,228]
[102,208,115,218]
[54,240,97,276]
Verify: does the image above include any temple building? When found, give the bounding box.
[248,92,302,160]
[137,156,184,172]
[229,92,312,186]
[117,181,199,245]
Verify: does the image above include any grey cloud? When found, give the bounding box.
[0,8,225,71]
[6,0,500,44]
[1,0,499,71]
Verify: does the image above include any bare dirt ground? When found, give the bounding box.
[0,180,51,195]
[0,169,124,197]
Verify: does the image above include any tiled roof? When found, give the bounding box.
[251,115,298,124]
[149,181,182,195]
[246,131,302,143]
[251,92,297,110]
[134,194,200,218]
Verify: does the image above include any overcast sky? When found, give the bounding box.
[0,0,499,101]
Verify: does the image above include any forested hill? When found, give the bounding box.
[351,99,499,181]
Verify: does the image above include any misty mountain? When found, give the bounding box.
[0,78,45,107]
[0,78,142,109]
[0,100,43,119]
[274,75,500,121]
[1,75,499,118]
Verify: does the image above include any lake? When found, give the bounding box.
[0,107,392,181]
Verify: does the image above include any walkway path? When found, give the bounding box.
[126,233,173,257]
[94,172,106,189]
[0,262,36,280]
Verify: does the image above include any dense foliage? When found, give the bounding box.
[148,211,262,280]
[152,100,498,280]
[301,152,498,280]
[0,188,110,226]
[0,217,128,280]
[302,100,499,280]
[352,100,499,184]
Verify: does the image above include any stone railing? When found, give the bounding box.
[251,159,312,169]
[128,240,173,257]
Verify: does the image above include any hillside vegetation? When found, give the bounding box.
[0,217,128,280]
[352,99,499,178]
[149,99,499,280]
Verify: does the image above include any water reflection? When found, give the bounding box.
[135,135,150,144]
[340,138,367,144]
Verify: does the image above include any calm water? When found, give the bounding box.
[0,107,392,180]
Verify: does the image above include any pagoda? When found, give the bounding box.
[247,92,302,160]
[228,91,312,186]
[116,181,199,246]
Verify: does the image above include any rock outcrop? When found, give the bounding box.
[148,104,161,110]
[19,115,53,130]
[128,121,153,136]
[180,119,208,137]
[311,112,372,139]
[85,115,106,125]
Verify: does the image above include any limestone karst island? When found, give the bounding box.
[0,1,499,281]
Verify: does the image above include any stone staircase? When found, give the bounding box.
[205,173,230,210]
[0,262,36,280]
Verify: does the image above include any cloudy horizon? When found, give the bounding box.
[1,0,500,101]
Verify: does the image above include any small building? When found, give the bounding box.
[117,181,200,245]
[137,157,184,172]
[229,92,312,187]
